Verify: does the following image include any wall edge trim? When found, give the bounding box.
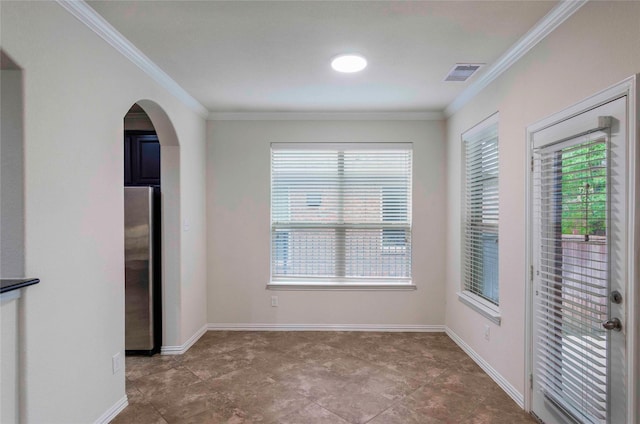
[161,324,208,355]
[207,111,444,121]
[93,395,128,424]
[207,323,445,332]
[444,0,588,117]
[445,327,525,408]
[55,0,209,117]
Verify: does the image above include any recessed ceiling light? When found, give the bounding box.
[331,54,367,73]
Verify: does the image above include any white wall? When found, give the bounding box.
[1,297,19,424]
[0,2,207,422]
[1,70,25,277]
[179,119,207,340]
[207,120,446,327]
[445,0,640,405]
[0,67,24,424]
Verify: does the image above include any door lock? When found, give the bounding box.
[602,318,622,332]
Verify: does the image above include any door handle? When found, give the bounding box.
[602,318,622,332]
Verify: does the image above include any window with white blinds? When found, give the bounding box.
[462,116,499,306]
[271,143,412,285]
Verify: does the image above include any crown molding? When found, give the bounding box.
[58,0,587,121]
[208,111,444,121]
[444,0,588,117]
[56,0,209,118]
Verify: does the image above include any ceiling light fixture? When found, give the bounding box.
[331,54,367,73]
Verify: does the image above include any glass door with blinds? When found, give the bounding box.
[531,96,628,424]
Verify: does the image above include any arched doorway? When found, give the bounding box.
[123,100,181,355]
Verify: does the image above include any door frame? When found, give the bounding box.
[524,75,638,423]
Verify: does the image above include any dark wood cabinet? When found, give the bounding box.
[125,131,160,186]
[124,135,132,185]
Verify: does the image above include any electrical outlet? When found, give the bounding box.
[484,324,490,341]
[271,296,278,307]
[112,352,122,374]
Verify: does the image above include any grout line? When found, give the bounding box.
[362,397,402,423]
[312,401,357,424]
[310,401,355,424]
[153,404,171,424]
[124,381,171,423]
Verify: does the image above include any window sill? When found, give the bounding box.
[457,291,501,325]
[267,282,417,291]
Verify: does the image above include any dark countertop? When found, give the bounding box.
[1,278,40,293]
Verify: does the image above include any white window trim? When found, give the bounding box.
[267,282,416,291]
[272,142,412,151]
[457,290,501,325]
[460,113,501,321]
[270,142,413,288]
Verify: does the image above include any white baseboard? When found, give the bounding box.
[94,395,128,424]
[207,323,445,332]
[160,324,208,355]
[445,327,525,408]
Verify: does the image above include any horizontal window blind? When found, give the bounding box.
[463,119,499,304]
[271,143,412,283]
[534,136,608,424]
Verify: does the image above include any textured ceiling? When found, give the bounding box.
[88,1,557,113]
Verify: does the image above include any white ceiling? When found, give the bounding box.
[88,1,557,114]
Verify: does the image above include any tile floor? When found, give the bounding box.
[114,331,536,424]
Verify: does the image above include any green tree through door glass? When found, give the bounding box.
[561,140,607,239]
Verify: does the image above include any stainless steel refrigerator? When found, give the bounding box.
[124,186,161,355]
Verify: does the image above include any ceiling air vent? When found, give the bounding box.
[444,64,484,82]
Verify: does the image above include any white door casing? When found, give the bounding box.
[526,77,638,424]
